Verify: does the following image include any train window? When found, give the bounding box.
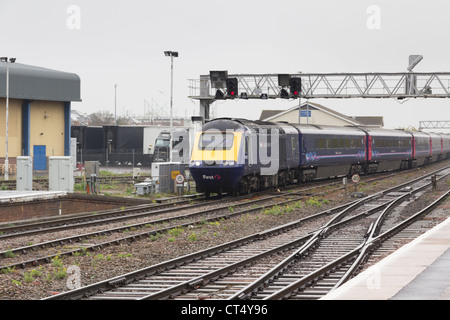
[291,137,296,151]
[200,132,234,150]
[316,138,326,149]
[349,138,362,149]
[345,138,351,148]
[155,139,170,147]
[330,138,337,149]
[390,139,396,148]
[245,136,249,156]
[401,138,410,148]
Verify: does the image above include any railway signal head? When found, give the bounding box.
[280,88,289,99]
[289,77,301,98]
[215,89,225,99]
[226,77,238,98]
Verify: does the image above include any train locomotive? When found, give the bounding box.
[189,118,450,197]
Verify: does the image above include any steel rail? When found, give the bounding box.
[267,189,450,300]
[229,167,450,299]
[101,169,447,300]
[0,175,341,237]
[332,184,450,290]
[0,196,202,237]
[41,166,449,300]
[0,181,341,259]
[2,179,352,273]
[42,200,356,300]
[262,170,450,300]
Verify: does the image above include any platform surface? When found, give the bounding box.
[322,216,450,300]
[0,190,67,204]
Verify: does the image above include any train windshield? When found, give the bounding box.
[155,138,170,147]
[199,132,234,150]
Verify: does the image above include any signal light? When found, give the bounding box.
[289,77,301,98]
[226,78,238,98]
[280,88,289,99]
[215,89,225,99]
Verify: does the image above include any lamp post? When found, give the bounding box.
[114,84,117,125]
[164,51,178,163]
[1,57,15,180]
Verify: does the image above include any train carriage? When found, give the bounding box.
[410,131,432,167]
[362,128,412,172]
[290,124,367,180]
[428,132,444,162]
[189,118,449,197]
[274,122,301,185]
[441,133,450,159]
[189,118,294,196]
[190,118,245,196]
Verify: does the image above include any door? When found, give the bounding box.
[33,145,47,170]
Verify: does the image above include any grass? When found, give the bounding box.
[3,250,16,259]
[260,197,329,216]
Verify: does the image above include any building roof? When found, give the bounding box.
[259,102,360,125]
[259,110,285,121]
[0,63,81,102]
[259,102,383,127]
[353,116,384,127]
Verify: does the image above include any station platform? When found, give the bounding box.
[0,190,67,204]
[322,216,450,300]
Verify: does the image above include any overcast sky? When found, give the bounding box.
[1,0,450,130]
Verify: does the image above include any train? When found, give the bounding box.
[71,125,191,166]
[153,129,192,163]
[189,118,450,197]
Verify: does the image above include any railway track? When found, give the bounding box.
[0,167,428,272]
[42,166,450,300]
[267,190,450,300]
[0,178,353,271]
[0,166,416,239]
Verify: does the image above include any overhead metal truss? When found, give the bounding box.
[419,121,450,130]
[189,72,450,100]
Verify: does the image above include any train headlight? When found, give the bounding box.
[224,161,235,166]
[195,161,201,166]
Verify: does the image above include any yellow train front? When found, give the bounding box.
[189,118,246,197]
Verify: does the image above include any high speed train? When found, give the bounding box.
[189,118,450,197]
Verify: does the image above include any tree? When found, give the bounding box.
[88,111,115,125]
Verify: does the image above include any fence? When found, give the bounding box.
[76,148,152,167]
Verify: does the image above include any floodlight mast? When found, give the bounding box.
[1,57,16,180]
[164,51,178,162]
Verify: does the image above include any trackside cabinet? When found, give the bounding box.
[151,162,185,193]
[16,156,33,191]
[49,156,74,192]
